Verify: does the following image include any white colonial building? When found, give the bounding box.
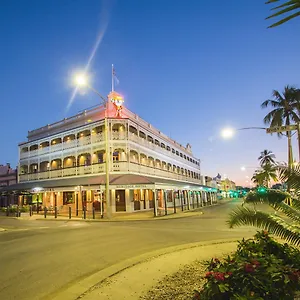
[14,92,217,216]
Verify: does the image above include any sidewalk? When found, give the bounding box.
[52,239,239,300]
[3,199,231,222]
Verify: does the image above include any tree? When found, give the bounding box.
[261,86,300,170]
[258,149,276,166]
[266,0,300,28]
[228,165,300,245]
[251,163,278,188]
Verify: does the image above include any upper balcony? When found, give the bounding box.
[18,161,201,185]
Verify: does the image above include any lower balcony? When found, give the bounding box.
[19,162,201,184]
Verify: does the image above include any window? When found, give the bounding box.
[63,192,74,205]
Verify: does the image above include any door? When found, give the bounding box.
[115,190,126,212]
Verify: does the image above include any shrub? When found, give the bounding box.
[194,231,300,299]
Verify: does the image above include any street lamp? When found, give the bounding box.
[74,73,111,219]
[220,126,267,139]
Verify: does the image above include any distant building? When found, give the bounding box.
[0,163,18,206]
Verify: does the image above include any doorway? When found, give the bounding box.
[115,190,126,212]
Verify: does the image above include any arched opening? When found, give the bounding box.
[40,161,50,172]
[92,125,104,135]
[155,159,161,169]
[172,148,175,154]
[20,165,28,174]
[21,147,28,153]
[184,155,186,159]
[176,151,179,156]
[113,148,126,162]
[40,141,49,149]
[29,144,38,151]
[167,163,172,171]
[77,153,91,166]
[180,153,183,158]
[148,157,154,168]
[92,150,105,164]
[140,153,147,165]
[154,139,160,146]
[51,158,62,170]
[77,129,91,139]
[112,123,126,140]
[63,134,76,143]
[147,135,154,143]
[130,150,139,163]
[139,131,146,139]
[161,143,165,149]
[173,165,177,173]
[162,161,167,170]
[51,138,62,146]
[29,163,38,173]
[63,156,76,168]
[166,146,171,151]
[129,125,138,136]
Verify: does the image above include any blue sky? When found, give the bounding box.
[0,0,299,185]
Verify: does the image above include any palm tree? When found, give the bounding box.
[266,0,300,28]
[252,164,278,188]
[262,86,300,170]
[228,165,300,245]
[251,170,266,187]
[258,149,276,166]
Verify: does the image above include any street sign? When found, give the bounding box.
[266,124,298,134]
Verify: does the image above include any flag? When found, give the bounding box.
[112,66,120,85]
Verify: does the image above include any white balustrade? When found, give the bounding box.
[39,147,50,155]
[63,167,76,176]
[78,136,91,146]
[92,133,103,143]
[19,174,28,182]
[63,140,77,149]
[51,144,62,152]
[50,169,63,178]
[39,171,50,179]
[20,152,29,159]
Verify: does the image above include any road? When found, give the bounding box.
[0,199,257,300]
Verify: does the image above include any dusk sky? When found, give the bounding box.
[0,0,299,186]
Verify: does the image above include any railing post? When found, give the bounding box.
[83,206,86,219]
[164,191,167,216]
[6,205,9,216]
[16,205,20,218]
[92,207,95,219]
[44,207,47,218]
[54,206,57,219]
[68,206,71,219]
[29,205,33,216]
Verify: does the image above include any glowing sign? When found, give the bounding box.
[108,91,124,117]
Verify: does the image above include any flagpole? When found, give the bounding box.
[111,64,114,92]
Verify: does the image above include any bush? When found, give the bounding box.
[194,231,300,299]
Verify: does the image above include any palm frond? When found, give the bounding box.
[228,207,300,245]
[266,0,300,28]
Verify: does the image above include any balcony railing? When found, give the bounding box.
[19,161,201,185]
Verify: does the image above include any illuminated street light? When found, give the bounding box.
[220,127,235,139]
[241,166,246,171]
[74,73,111,219]
[220,126,267,139]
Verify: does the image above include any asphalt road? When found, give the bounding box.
[0,199,257,300]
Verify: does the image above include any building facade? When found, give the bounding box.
[0,164,18,207]
[15,93,217,215]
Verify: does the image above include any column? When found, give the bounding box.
[187,190,191,210]
[125,189,131,212]
[145,189,150,209]
[111,189,116,213]
[153,189,158,217]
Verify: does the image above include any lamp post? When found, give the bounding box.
[75,74,111,219]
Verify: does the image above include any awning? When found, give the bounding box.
[0,174,212,192]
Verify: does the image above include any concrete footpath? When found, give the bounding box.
[2,199,231,223]
[53,239,238,300]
